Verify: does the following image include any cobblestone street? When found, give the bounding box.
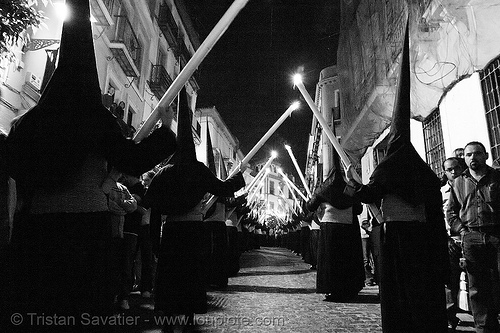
[119,246,476,332]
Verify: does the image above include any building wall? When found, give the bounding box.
[337,0,500,165]
[0,0,199,138]
[439,72,491,162]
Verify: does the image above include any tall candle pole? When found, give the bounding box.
[293,73,383,223]
[281,177,301,214]
[246,152,277,192]
[247,169,270,201]
[202,102,299,214]
[284,144,312,198]
[278,168,308,202]
[133,0,251,142]
[247,174,267,205]
[230,101,299,177]
[279,184,300,214]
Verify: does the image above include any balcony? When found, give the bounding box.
[90,0,114,26]
[158,4,179,50]
[147,65,173,100]
[109,15,141,77]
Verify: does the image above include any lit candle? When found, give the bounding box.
[278,168,308,202]
[134,0,251,142]
[232,101,299,176]
[247,173,268,204]
[293,74,357,179]
[202,102,299,214]
[279,182,301,214]
[284,144,312,198]
[294,73,382,223]
[246,152,277,192]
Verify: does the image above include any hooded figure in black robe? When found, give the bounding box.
[346,21,448,332]
[3,0,176,330]
[203,122,232,288]
[146,87,244,321]
[306,151,364,301]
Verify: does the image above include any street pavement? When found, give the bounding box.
[120,246,475,333]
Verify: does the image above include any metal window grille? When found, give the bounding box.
[423,108,445,177]
[480,57,500,165]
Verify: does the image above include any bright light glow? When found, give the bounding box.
[293,73,303,85]
[271,150,278,158]
[54,2,69,21]
[290,101,300,111]
[277,167,282,173]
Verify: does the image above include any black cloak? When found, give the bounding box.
[144,88,244,215]
[6,0,176,190]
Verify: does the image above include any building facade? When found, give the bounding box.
[196,106,247,182]
[306,0,500,189]
[0,0,201,139]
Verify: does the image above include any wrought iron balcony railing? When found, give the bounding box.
[158,4,179,50]
[147,64,173,100]
[90,0,114,26]
[109,15,141,77]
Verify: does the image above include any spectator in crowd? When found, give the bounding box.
[359,210,376,287]
[446,141,500,332]
[102,86,115,109]
[454,148,464,159]
[441,156,466,331]
[102,168,137,311]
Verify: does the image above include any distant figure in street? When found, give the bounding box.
[359,210,377,287]
[446,141,500,333]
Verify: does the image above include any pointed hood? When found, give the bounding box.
[386,21,411,156]
[217,149,228,180]
[205,120,217,175]
[7,0,114,187]
[38,0,102,109]
[369,21,440,205]
[175,88,197,162]
[144,87,246,215]
[307,151,354,211]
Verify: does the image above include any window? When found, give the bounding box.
[423,108,445,177]
[269,181,275,195]
[480,56,500,164]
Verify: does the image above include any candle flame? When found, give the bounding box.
[293,74,303,85]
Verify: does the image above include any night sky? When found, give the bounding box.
[186,0,340,180]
